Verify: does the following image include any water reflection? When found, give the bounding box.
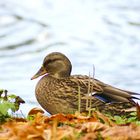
[0,0,140,114]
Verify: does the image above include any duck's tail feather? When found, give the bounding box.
[107,87,139,98]
[94,80,140,103]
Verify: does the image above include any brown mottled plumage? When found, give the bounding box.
[31,52,139,115]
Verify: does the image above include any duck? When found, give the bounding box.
[31,52,139,115]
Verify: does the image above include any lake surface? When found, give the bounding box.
[0,0,140,114]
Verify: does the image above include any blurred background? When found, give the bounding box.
[0,0,140,114]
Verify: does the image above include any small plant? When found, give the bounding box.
[0,89,25,123]
[105,111,140,125]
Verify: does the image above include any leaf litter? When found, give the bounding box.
[0,107,140,140]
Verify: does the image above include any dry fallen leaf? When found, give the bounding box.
[0,108,140,140]
[28,107,45,116]
[101,123,140,139]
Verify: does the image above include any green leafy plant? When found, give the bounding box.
[105,111,140,125]
[0,89,25,123]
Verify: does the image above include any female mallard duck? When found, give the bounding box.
[31,52,139,115]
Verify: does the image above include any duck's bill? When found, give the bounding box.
[31,66,47,80]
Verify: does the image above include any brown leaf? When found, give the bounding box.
[80,122,108,133]
[28,107,45,116]
[101,123,140,139]
[93,111,115,126]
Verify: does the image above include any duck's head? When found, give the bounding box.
[31,52,72,80]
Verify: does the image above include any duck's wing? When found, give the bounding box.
[71,75,140,103]
[94,79,140,103]
[60,75,105,109]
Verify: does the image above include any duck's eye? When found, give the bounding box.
[47,59,53,64]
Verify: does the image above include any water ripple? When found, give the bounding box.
[0,0,140,114]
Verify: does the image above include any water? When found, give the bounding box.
[0,0,140,114]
